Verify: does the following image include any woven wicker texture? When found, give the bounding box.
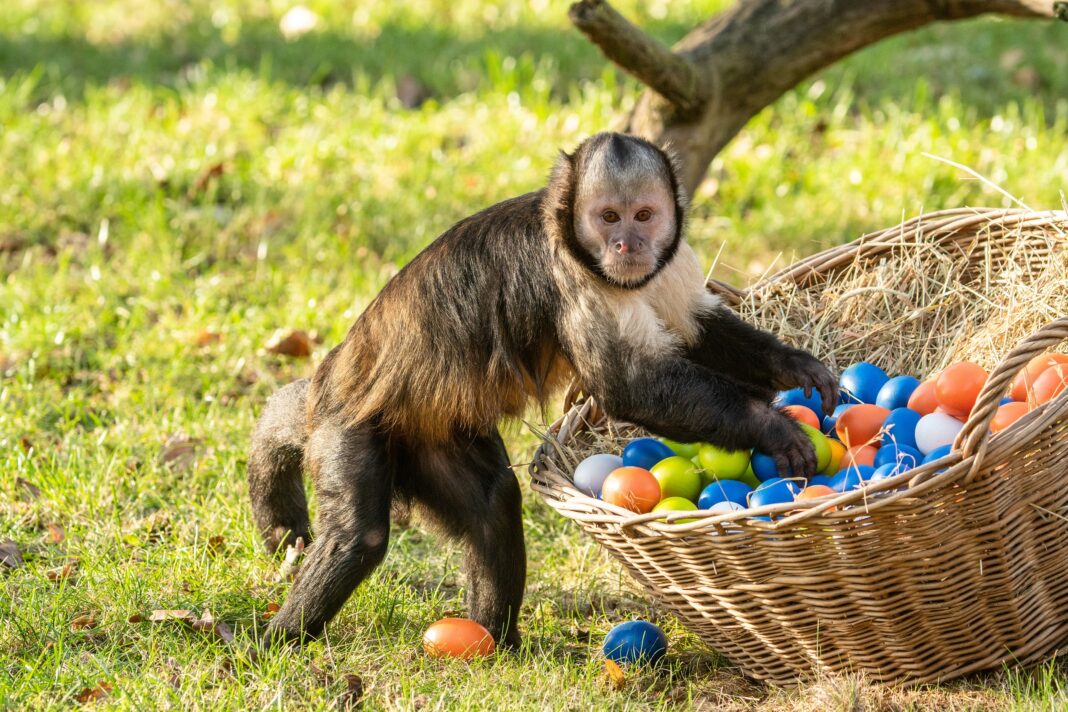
[530,208,1068,686]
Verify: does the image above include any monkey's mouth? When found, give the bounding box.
[602,254,657,286]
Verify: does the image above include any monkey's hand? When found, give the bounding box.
[771,349,838,416]
[753,406,818,479]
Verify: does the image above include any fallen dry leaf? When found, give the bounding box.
[194,329,223,346]
[160,435,201,471]
[1,540,24,569]
[46,523,66,544]
[263,601,281,620]
[47,560,78,582]
[165,656,182,689]
[128,613,145,623]
[207,534,225,556]
[15,477,41,500]
[604,659,626,690]
[339,673,365,709]
[265,329,313,358]
[71,614,97,630]
[150,609,194,624]
[75,682,112,703]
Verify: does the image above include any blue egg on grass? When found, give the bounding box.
[573,453,624,497]
[750,451,783,481]
[873,444,922,471]
[775,387,824,417]
[809,474,833,487]
[829,465,875,492]
[622,438,675,471]
[875,375,921,410]
[603,621,668,665]
[839,362,890,404]
[698,479,753,509]
[880,408,922,449]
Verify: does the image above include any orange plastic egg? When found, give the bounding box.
[1032,364,1068,405]
[835,404,890,447]
[935,362,987,418]
[842,444,878,469]
[782,405,820,429]
[601,467,661,513]
[1010,353,1068,402]
[796,485,838,512]
[422,618,496,658]
[907,380,939,416]
[990,402,1031,433]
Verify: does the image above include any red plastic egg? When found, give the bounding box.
[423,618,496,658]
[990,402,1031,433]
[907,380,939,416]
[1032,364,1068,405]
[835,404,890,447]
[935,362,987,418]
[842,444,878,469]
[1011,353,1068,402]
[601,467,661,513]
[782,404,820,429]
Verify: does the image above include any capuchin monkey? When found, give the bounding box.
[248,132,837,647]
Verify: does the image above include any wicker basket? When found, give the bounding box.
[530,207,1068,686]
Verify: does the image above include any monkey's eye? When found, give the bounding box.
[601,211,620,224]
[634,209,652,222]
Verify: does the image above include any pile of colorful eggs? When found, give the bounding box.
[573,353,1068,519]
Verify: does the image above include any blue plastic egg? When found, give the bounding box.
[880,408,922,449]
[808,474,833,487]
[873,443,922,471]
[829,465,875,492]
[876,376,921,410]
[697,479,753,509]
[603,620,668,665]
[621,438,675,471]
[752,478,801,504]
[922,444,953,464]
[774,387,824,417]
[999,397,1016,406]
[573,453,624,497]
[839,362,890,404]
[871,462,905,481]
[822,403,853,438]
[750,450,783,481]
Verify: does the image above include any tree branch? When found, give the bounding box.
[568,0,705,114]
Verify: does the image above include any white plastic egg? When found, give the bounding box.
[914,413,964,455]
[573,453,623,497]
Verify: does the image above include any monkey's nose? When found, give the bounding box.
[615,237,643,255]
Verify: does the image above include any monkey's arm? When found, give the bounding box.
[584,350,817,476]
[685,305,837,414]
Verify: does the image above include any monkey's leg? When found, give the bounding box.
[266,421,393,643]
[406,431,526,647]
[248,379,313,554]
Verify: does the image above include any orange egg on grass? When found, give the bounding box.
[1032,364,1068,405]
[907,379,939,416]
[835,404,890,447]
[782,404,820,429]
[601,467,661,513]
[990,402,1031,433]
[1011,353,1068,402]
[935,362,987,418]
[842,444,878,469]
[423,618,496,658]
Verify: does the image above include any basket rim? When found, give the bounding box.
[529,207,1068,533]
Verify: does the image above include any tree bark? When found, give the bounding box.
[570,0,1062,197]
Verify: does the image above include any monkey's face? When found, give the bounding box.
[574,179,677,288]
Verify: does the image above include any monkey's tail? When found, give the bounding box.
[248,378,313,555]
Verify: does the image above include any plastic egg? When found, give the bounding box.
[573,454,623,497]
[835,404,890,447]
[708,500,746,515]
[696,444,750,482]
[652,497,698,523]
[821,439,847,476]
[423,618,495,658]
[782,405,820,429]
[1032,364,1068,405]
[660,438,700,459]
[842,444,878,469]
[697,479,753,509]
[775,387,824,416]
[829,465,875,492]
[840,362,890,404]
[871,462,905,481]
[990,401,1031,433]
[750,450,781,481]
[880,407,922,449]
[751,478,802,507]
[809,474,834,487]
[875,375,921,410]
[873,443,922,471]
[914,413,964,455]
[907,379,939,416]
[922,444,953,464]
[650,456,702,502]
[935,362,987,418]
[796,484,837,501]
[603,620,668,665]
[622,438,675,470]
[822,403,852,438]
[795,423,830,472]
[601,467,661,513]
[1010,353,1068,402]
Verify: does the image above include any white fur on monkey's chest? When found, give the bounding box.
[613,241,720,357]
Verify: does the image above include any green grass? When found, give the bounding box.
[2,1,1067,708]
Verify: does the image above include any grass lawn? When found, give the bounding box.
[2,1,1067,708]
